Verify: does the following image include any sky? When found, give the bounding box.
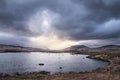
[0,0,120,50]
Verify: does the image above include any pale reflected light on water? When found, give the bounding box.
[0,52,108,74]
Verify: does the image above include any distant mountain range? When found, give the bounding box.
[0,44,47,52]
[0,44,120,52]
[97,45,120,49]
[64,45,120,51]
[64,45,89,51]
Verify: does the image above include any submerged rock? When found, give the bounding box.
[59,67,62,69]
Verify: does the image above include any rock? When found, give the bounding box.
[39,63,44,66]
[59,67,62,69]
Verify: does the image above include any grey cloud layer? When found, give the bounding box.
[54,0,120,40]
[0,0,120,46]
[0,33,29,46]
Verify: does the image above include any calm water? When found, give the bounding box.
[0,52,108,74]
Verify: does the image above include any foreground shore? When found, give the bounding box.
[0,50,120,80]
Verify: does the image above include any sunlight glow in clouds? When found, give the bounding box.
[30,35,79,50]
[28,9,79,50]
[41,10,52,33]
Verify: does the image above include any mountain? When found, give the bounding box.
[64,45,89,51]
[0,44,47,52]
[97,45,120,50]
[63,44,120,52]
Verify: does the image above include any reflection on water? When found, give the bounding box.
[0,52,108,74]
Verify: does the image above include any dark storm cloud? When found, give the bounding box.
[0,0,120,46]
[0,0,51,36]
[52,0,120,40]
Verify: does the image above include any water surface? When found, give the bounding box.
[0,52,108,74]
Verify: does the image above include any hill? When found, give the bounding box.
[97,45,120,50]
[0,44,46,52]
[64,45,89,51]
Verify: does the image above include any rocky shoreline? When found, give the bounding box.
[87,55,110,62]
[0,50,120,80]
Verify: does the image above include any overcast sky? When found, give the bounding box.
[0,0,120,50]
